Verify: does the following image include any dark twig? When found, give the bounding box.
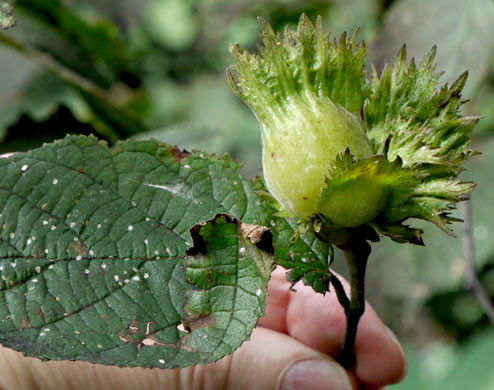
[332,240,371,369]
[329,271,350,310]
[461,201,494,325]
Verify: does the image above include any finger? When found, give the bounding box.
[0,328,354,390]
[258,267,407,387]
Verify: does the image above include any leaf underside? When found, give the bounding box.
[0,135,274,368]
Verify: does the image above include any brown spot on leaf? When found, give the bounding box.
[19,319,32,329]
[139,337,166,347]
[182,313,216,332]
[128,319,140,333]
[117,330,132,344]
[240,223,274,253]
[171,146,191,162]
[71,241,88,257]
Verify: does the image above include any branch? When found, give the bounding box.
[461,201,494,325]
[334,240,371,369]
[329,271,350,310]
[0,31,147,141]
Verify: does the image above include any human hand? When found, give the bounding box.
[0,267,406,390]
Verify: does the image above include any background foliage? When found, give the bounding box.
[1,0,494,387]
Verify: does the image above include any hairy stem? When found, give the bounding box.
[333,240,371,369]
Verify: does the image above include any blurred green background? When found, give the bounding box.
[1,0,494,387]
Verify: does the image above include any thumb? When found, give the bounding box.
[222,327,354,390]
[0,328,354,390]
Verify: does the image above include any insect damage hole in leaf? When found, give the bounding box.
[183,214,275,333]
[0,135,275,368]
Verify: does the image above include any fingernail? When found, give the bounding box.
[280,359,353,390]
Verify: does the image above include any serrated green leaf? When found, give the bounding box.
[0,1,15,30]
[370,222,424,245]
[0,135,274,367]
[250,177,333,294]
[272,217,333,294]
